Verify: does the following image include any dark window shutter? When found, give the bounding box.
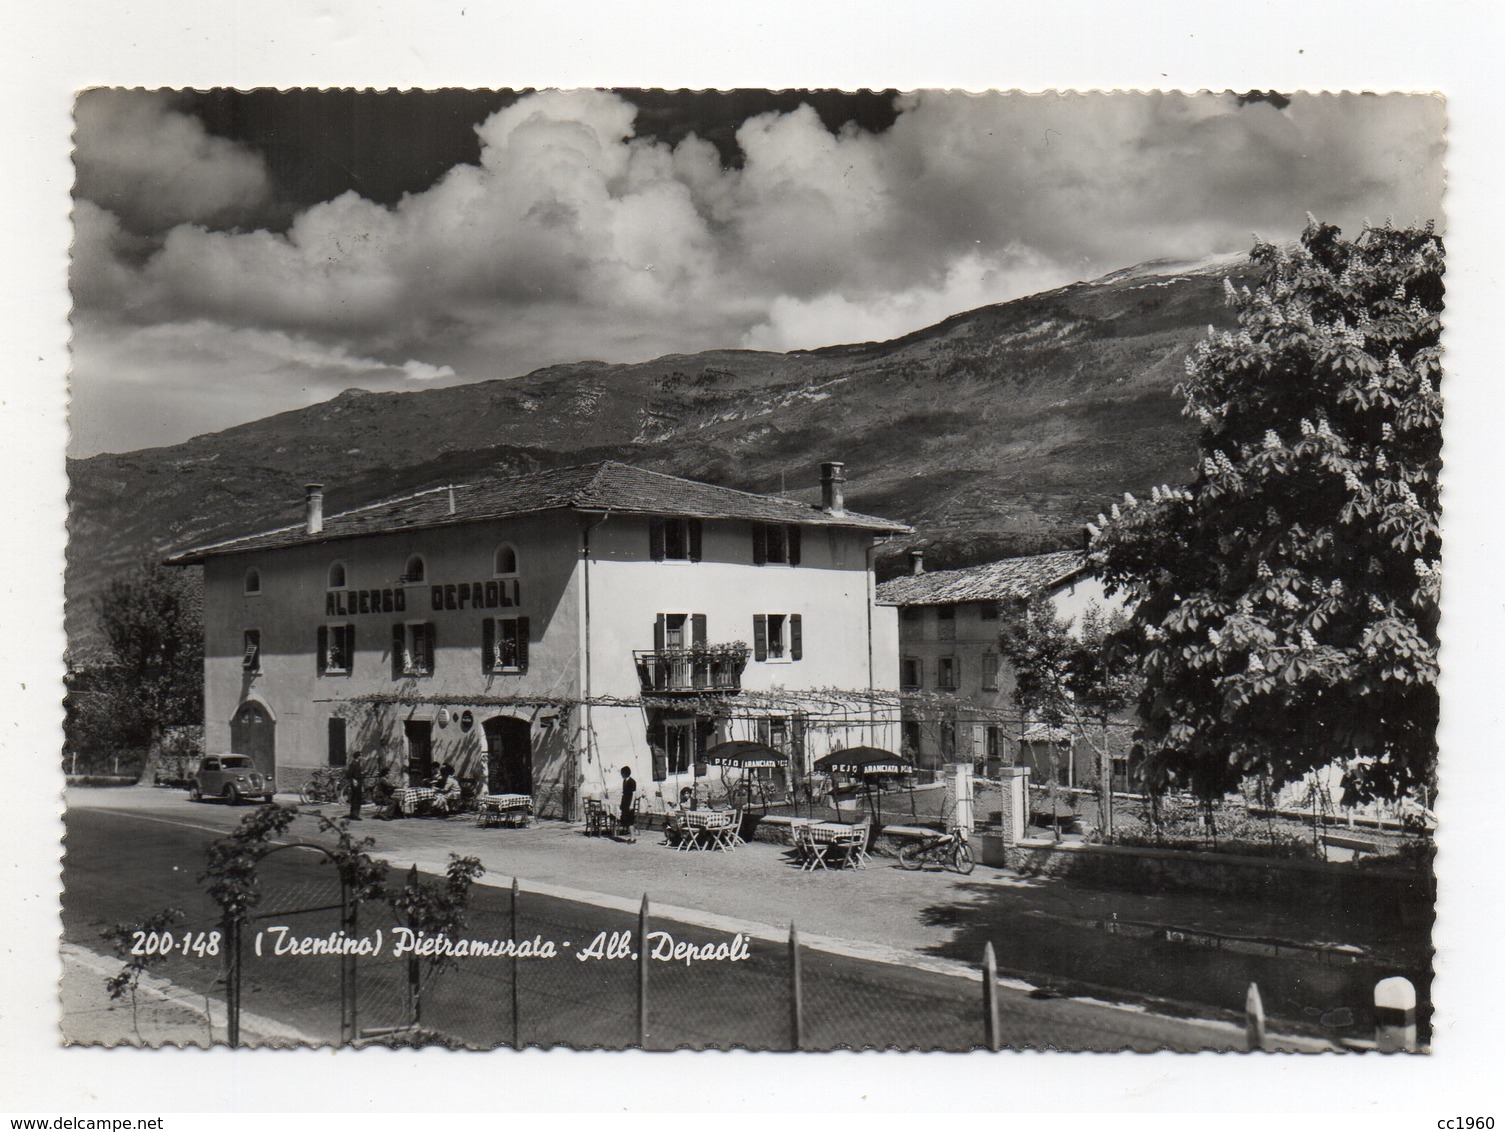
[790,614,803,660]
[654,614,666,651]
[691,614,707,647]
[482,618,495,674]
[693,720,710,778]
[688,519,703,562]
[791,715,807,758]
[392,624,405,679]
[756,717,771,746]
[346,624,354,669]
[649,518,666,561]
[317,625,329,675]
[787,525,801,566]
[328,717,347,768]
[651,744,667,782]
[752,614,768,661]
[424,623,437,672]
[752,523,767,565]
[517,616,530,672]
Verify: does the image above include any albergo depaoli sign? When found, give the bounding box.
[325,578,522,617]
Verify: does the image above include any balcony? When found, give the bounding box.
[634,644,750,694]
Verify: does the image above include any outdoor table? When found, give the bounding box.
[394,786,438,816]
[680,809,736,851]
[801,822,862,870]
[477,792,532,828]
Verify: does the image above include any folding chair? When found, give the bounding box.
[714,807,744,851]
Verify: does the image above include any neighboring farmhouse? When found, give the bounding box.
[875,549,1135,789]
[165,461,910,819]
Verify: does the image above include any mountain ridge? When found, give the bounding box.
[66,252,1259,654]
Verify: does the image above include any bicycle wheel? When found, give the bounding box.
[299,781,319,805]
[950,842,976,875]
[898,842,927,870]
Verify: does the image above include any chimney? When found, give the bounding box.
[305,483,324,535]
[447,484,456,515]
[820,461,846,515]
[909,549,926,576]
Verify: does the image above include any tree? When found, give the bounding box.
[65,559,203,768]
[1088,218,1442,803]
[997,596,1139,836]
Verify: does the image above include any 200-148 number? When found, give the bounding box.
[130,930,221,958]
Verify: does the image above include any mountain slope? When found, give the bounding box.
[66,253,1257,653]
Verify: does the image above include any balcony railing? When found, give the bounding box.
[634,645,750,694]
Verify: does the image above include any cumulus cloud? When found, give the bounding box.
[73,90,271,232]
[69,88,1446,455]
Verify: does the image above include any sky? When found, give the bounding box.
[68,88,1446,457]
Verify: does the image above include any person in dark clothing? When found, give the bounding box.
[618,765,637,841]
[345,757,365,821]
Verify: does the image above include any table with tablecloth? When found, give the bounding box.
[393,786,438,816]
[477,792,533,827]
[678,809,739,851]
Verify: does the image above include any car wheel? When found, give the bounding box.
[224,785,241,806]
[188,785,201,803]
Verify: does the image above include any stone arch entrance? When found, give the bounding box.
[230,700,276,785]
[483,715,532,796]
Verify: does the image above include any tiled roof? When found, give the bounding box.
[875,549,1086,607]
[164,461,911,564]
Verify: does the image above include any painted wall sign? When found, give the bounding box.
[321,578,520,616]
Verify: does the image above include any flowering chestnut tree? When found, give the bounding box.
[1088,218,1442,803]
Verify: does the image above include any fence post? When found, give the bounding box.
[1240,981,1264,1053]
[406,864,421,1027]
[789,922,804,1051]
[982,942,1001,1052]
[1375,976,1417,1052]
[223,913,241,1049]
[340,881,358,1044]
[510,876,521,1051]
[637,894,650,1049]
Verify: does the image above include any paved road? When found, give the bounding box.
[62,800,1282,1050]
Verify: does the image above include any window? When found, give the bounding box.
[981,652,1000,690]
[979,601,1000,621]
[649,518,703,562]
[494,544,518,576]
[901,720,922,760]
[752,523,801,566]
[327,718,347,768]
[649,714,711,781]
[901,606,920,622]
[317,624,355,675]
[242,630,261,672]
[327,561,347,589]
[243,568,261,595]
[402,554,426,584]
[937,605,956,640]
[753,613,802,661]
[939,721,956,759]
[900,657,921,689]
[483,616,530,674]
[392,622,435,677]
[937,655,957,689]
[986,725,1002,761]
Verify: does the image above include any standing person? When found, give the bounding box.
[618,765,637,842]
[345,756,365,821]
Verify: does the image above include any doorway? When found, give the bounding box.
[404,719,434,785]
[230,701,276,784]
[483,716,533,796]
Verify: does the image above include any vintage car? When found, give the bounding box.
[189,753,274,804]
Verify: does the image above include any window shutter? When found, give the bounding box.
[756,717,771,746]
[651,744,667,782]
[789,614,803,660]
[691,614,707,647]
[516,616,530,672]
[693,720,709,778]
[424,623,437,672]
[649,518,666,561]
[787,525,801,566]
[791,715,807,760]
[654,614,666,651]
[688,519,703,562]
[752,614,768,661]
[346,624,354,670]
[317,626,329,675]
[328,717,347,768]
[391,624,405,679]
[752,523,767,565]
[482,618,495,674]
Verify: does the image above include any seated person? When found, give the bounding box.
[432,764,463,814]
[661,786,695,847]
[371,765,400,819]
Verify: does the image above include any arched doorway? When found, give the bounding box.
[230,701,276,784]
[483,716,532,796]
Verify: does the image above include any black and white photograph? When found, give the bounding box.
[54,84,1446,1055]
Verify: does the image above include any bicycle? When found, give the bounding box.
[299,766,351,806]
[897,827,975,875]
